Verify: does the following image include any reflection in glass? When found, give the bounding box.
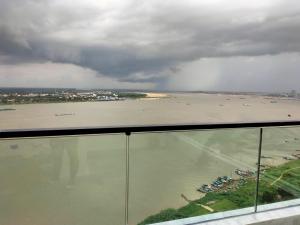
[50,137,79,185]
[0,135,125,225]
[129,129,259,225]
[258,127,300,209]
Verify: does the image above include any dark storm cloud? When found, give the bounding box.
[1,0,300,86]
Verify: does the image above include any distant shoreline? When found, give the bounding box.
[0,91,298,106]
[0,91,149,106]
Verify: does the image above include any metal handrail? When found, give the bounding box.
[1,120,300,138]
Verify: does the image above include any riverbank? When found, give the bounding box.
[138,159,300,225]
[144,92,168,98]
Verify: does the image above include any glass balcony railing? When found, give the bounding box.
[257,126,300,210]
[0,135,126,225]
[1,122,300,225]
[129,129,259,225]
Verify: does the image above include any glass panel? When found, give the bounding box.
[129,129,259,225]
[0,134,125,225]
[257,127,300,210]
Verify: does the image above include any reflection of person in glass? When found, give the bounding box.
[50,137,79,185]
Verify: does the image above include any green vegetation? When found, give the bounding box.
[0,95,92,105]
[0,92,147,105]
[138,160,300,225]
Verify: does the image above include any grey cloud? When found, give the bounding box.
[0,27,31,55]
[169,67,181,74]
[1,0,300,88]
[213,53,300,92]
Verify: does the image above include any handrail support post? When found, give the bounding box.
[255,128,263,212]
[125,132,131,225]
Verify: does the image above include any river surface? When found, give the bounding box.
[1,93,300,225]
[1,93,300,129]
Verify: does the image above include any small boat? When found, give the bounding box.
[235,169,254,177]
[197,184,212,193]
[55,113,74,117]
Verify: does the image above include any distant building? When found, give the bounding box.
[288,90,297,98]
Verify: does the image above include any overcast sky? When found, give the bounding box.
[0,0,300,92]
